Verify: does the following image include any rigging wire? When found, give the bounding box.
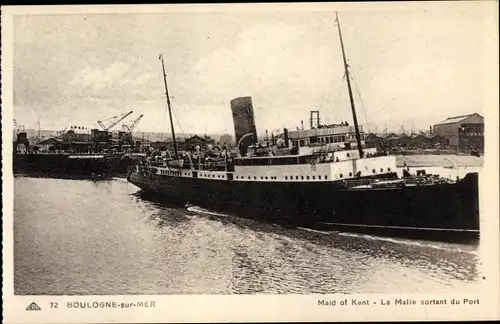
[161,93,190,141]
[171,102,191,140]
[319,72,345,125]
[322,75,346,124]
[350,72,378,134]
[334,74,347,122]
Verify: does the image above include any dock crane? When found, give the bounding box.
[98,110,133,131]
[122,114,144,133]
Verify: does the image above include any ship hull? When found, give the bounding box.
[128,171,479,242]
[13,153,134,179]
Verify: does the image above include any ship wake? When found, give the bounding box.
[186,204,234,219]
[185,204,476,254]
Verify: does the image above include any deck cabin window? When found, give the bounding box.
[234,156,307,166]
[339,174,343,178]
[285,176,288,180]
[349,172,353,176]
[301,176,304,180]
[296,176,299,180]
[319,175,322,180]
[306,176,310,180]
[312,176,315,180]
[372,169,376,173]
[380,168,384,172]
[300,140,305,146]
[388,168,391,172]
[325,175,328,179]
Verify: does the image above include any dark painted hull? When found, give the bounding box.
[13,153,134,179]
[127,171,480,242]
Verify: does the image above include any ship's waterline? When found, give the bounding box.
[14,176,483,295]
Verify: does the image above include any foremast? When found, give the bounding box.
[335,12,364,158]
[159,53,178,158]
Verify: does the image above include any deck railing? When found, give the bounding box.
[343,175,455,189]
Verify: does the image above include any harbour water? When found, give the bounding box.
[13,172,484,295]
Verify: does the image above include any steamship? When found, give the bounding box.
[128,13,479,241]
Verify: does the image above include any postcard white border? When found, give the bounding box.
[2,2,499,323]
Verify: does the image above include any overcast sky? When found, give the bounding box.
[12,2,494,135]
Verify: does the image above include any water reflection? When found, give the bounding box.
[14,177,482,295]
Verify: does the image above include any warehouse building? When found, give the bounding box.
[433,113,484,151]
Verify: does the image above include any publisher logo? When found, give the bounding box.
[26,302,41,311]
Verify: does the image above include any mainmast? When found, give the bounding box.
[159,53,178,157]
[335,12,364,158]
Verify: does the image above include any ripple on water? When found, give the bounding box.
[14,177,483,295]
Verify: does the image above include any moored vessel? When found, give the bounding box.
[13,113,147,179]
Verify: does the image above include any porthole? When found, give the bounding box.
[296,176,299,180]
[349,172,353,176]
[285,176,288,180]
[306,176,310,180]
[339,174,343,178]
[325,175,328,180]
[388,168,391,172]
[372,169,376,173]
[319,176,322,180]
[254,176,257,180]
[265,176,268,180]
[248,176,251,179]
[312,176,315,180]
[380,168,384,172]
[261,176,263,179]
[301,176,304,180]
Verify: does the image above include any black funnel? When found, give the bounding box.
[230,97,258,145]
